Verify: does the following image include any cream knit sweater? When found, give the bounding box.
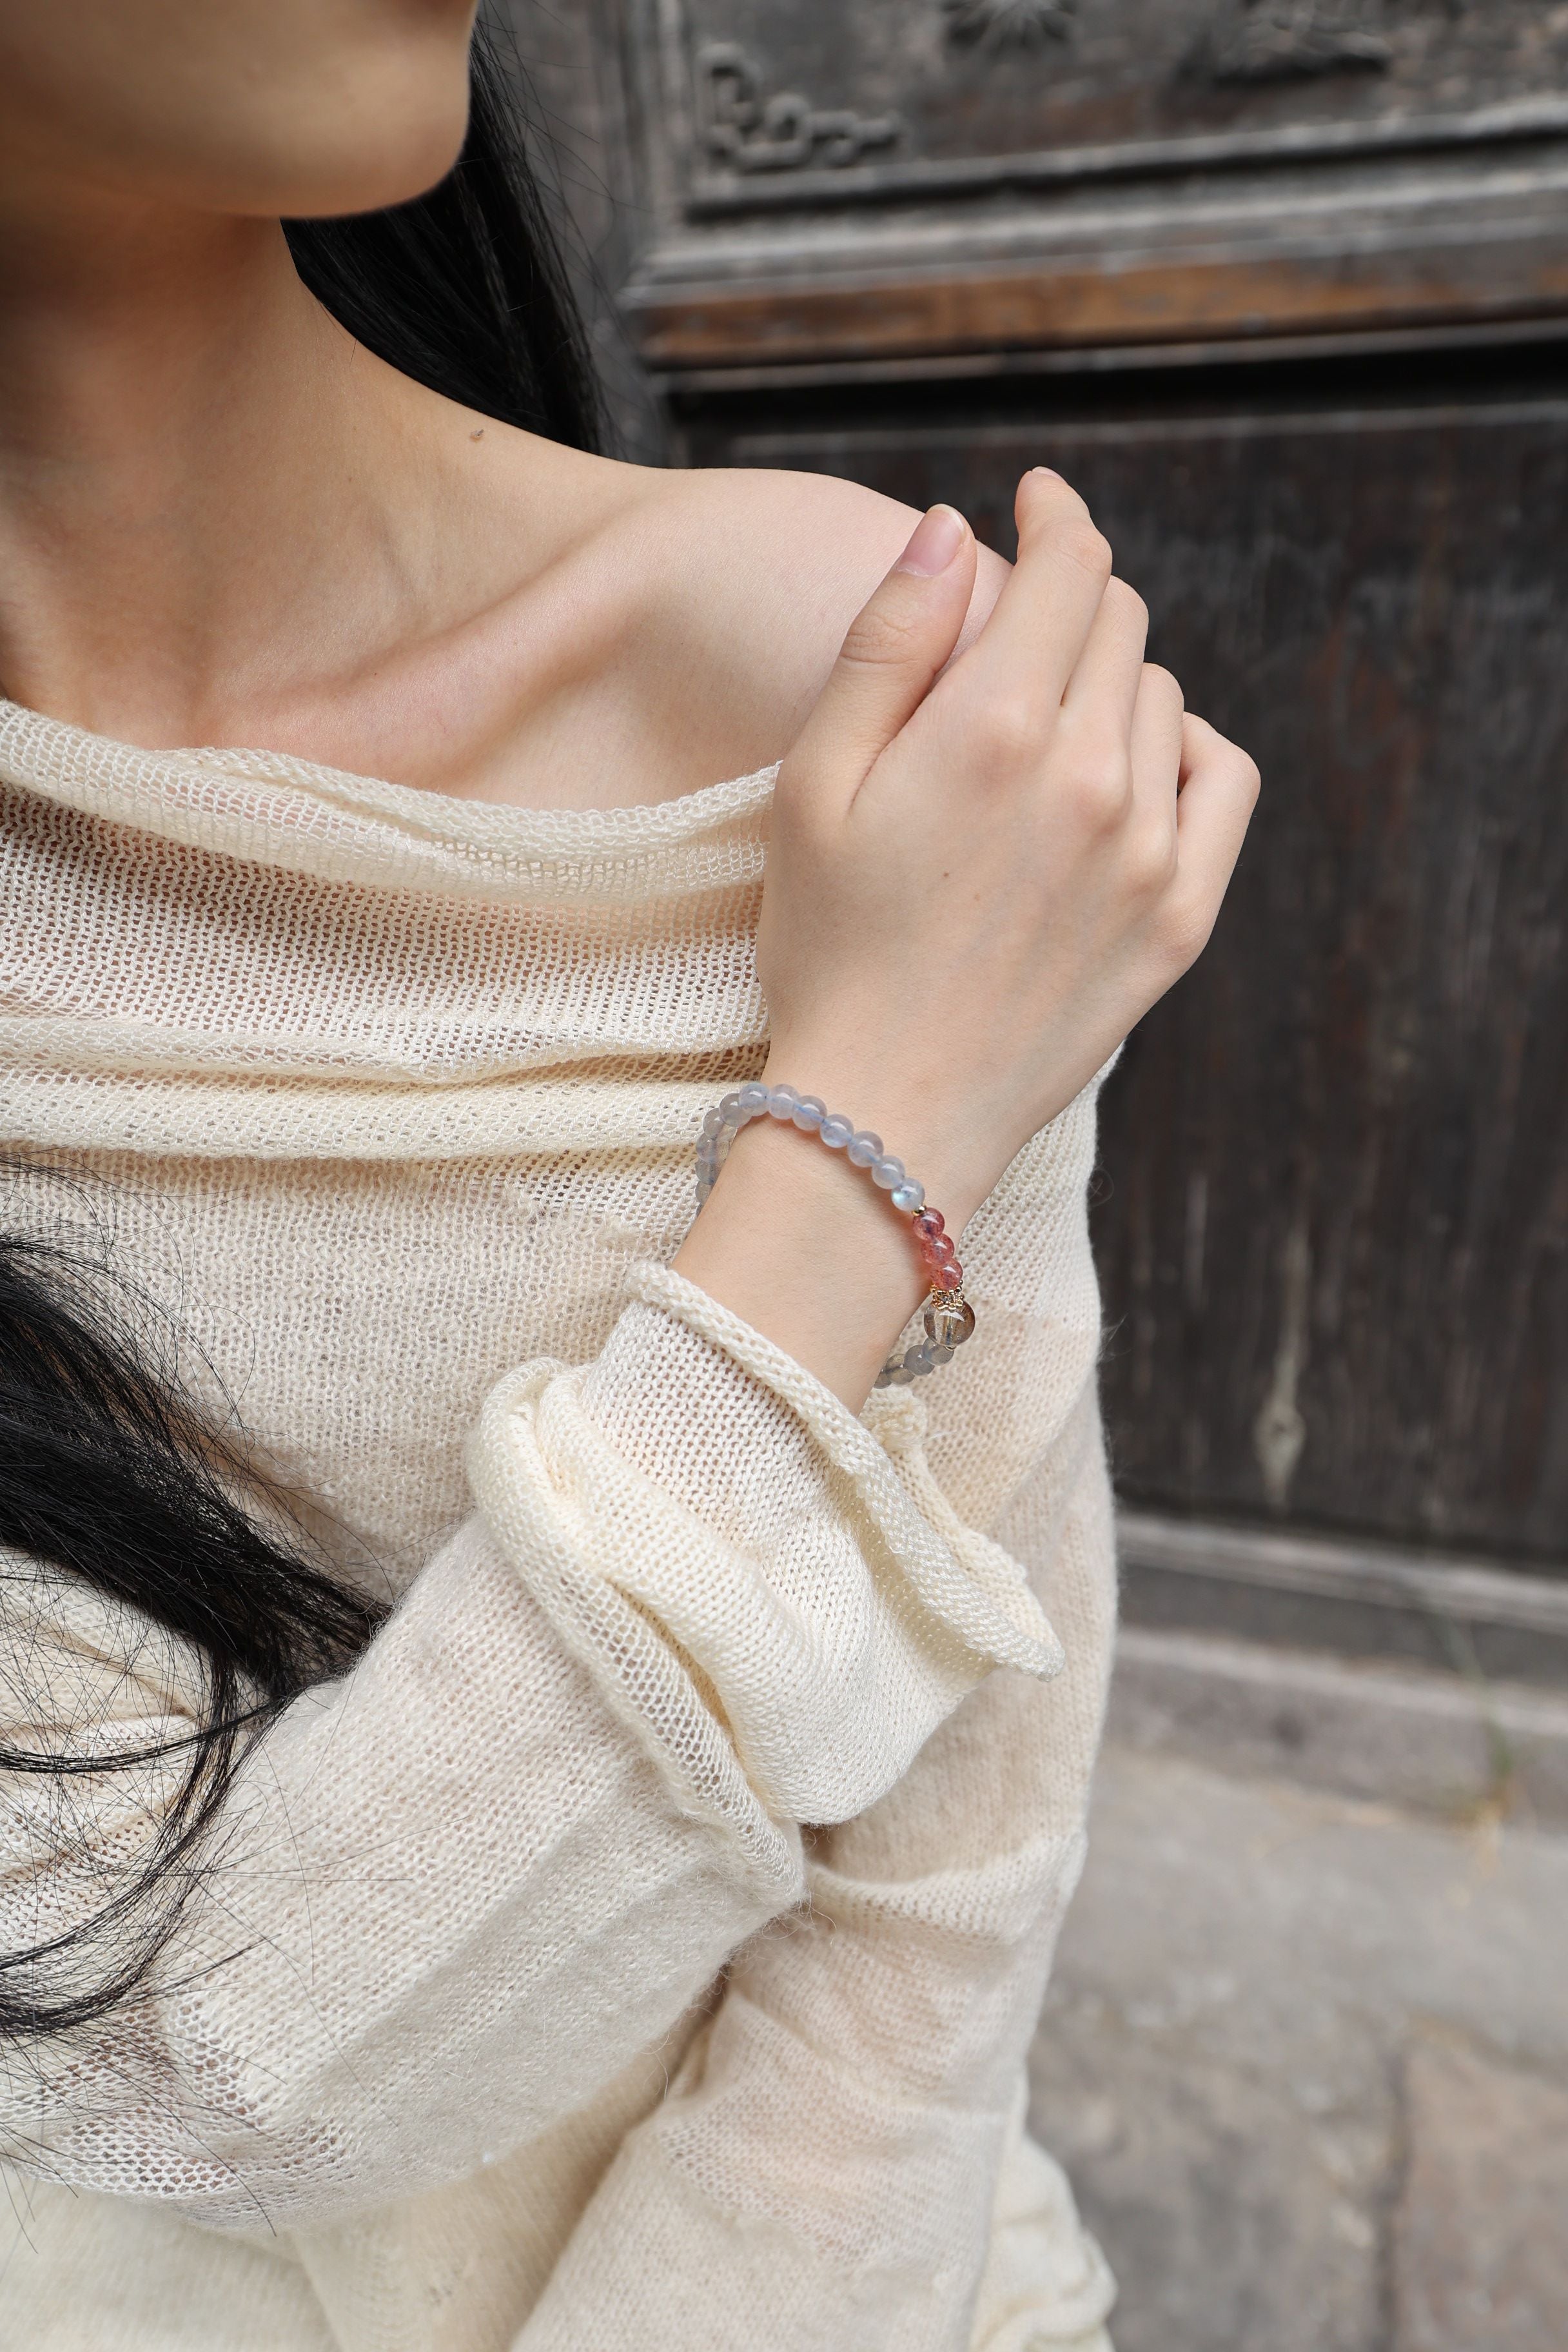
[0,698,1118,2352]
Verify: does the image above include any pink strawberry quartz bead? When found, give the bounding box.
[912,1210,945,1244]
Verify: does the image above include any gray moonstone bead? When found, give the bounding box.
[819,1114,854,1148]
[792,1095,827,1130]
[766,1085,799,1119]
[871,1155,906,1191]
[846,1131,883,1168]
[890,1179,925,1213]
[738,1082,770,1115]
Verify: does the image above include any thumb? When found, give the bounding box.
[787,505,975,798]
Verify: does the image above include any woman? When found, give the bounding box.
[0,6,1258,2348]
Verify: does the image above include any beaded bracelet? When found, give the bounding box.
[692,1083,976,1386]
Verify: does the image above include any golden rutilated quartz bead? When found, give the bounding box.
[923,1293,976,1349]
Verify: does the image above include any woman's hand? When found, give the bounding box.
[676,470,1258,1407]
[756,469,1259,1226]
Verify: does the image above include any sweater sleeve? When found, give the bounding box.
[0,1239,1062,2232]
[467,1258,1064,1828]
[0,1516,798,2231]
[514,1092,1121,2352]
[511,1427,1117,2352]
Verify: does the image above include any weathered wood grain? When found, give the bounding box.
[666,0,1568,203]
[609,0,1568,381]
[627,230,1568,368]
[513,0,1568,1573]
[703,393,1568,1565]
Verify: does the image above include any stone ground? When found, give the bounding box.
[1028,1740,1568,2352]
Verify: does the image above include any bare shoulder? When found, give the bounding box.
[569,456,1009,789]
[644,461,1005,712]
[452,429,1010,805]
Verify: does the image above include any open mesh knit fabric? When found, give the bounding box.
[0,695,1117,2352]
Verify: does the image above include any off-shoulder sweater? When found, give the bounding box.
[0,697,1118,2352]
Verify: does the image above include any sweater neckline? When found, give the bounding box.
[0,694,778,903]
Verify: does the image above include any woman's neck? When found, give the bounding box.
[0,194,901,814]
[0,202,545,752]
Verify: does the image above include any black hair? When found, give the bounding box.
[0,1202,384,2037]
[1,26,602,2038]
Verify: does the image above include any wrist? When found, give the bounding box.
[757,1040,989,1233]
[674,1069,985,1407]
[673,1104,926,1407]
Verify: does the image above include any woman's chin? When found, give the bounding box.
[213,113,471,223]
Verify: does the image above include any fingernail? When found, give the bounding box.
[895,504,966,578]
[1030,467,1063,482]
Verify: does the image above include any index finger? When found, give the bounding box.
[933,469,1113,728]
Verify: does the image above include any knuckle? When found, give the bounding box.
[1126,818,1178,899]
[1022,468,1091,524]
[1142,661,1185,714]
[979,694,1042,770]
[1157,892,1215,972]
[1071,740,1133,827]
[1208,735,1263,810]
[1186,713,1261,808]
[839,595,925,671]
[1061,522,1114,584]
[1105,576,1150,637]
[1018,473,1113,581]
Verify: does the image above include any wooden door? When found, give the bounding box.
[509,0,1568,1575]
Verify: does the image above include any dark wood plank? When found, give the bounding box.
[694,390,1568,1565]
[627,230,1568,369]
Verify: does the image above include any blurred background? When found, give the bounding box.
[504,6,1567,2344]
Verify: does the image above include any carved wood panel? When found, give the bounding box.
[602,0,1568,369]
[669,0,1565,210]
[675,375,1568,1565]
